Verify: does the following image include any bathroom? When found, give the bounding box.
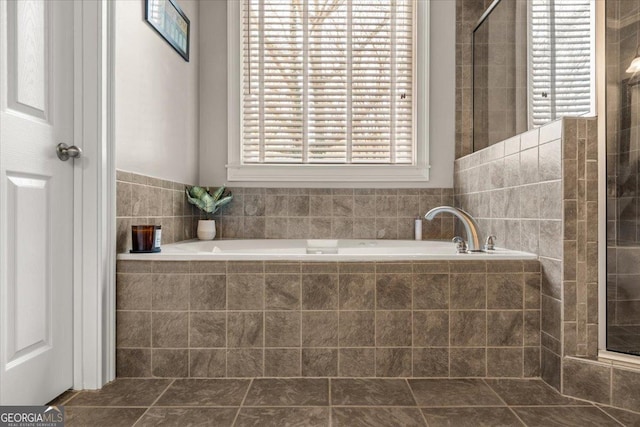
[1,0,640,425]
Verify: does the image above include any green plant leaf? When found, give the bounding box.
[214,194,233,210]
[185,185,233,215]
[211,186,226,202]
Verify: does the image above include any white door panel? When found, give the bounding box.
[8,0,48,118]
[0,0,74,405]
[6,174,51,362]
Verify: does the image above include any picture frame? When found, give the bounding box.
[145,0,190,61]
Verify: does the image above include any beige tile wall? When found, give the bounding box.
[453,0,640,411]
[562,357,640,411]
[453,117,640,413]
[116,172,457,253]
[608,246,640,353]
[212,188,455,241]
[116,259,541,379]
[116,171,199,253]
[454,118,565,388]
[116,171,454,252]
[562,118,599,360]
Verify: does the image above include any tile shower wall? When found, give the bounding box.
[116,259,541,379]
[606,0,640,246]
[116,171,199,253]
[212,188,455,241]
[608,246,640,354]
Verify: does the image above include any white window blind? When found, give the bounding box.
[242,0,414,165]
[529,0,592,126]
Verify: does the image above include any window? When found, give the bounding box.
[529,0,593,126]
[227,0,429,182]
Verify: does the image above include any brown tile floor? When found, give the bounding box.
[52,378,640,426]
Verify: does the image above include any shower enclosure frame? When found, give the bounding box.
[597,0,640,367]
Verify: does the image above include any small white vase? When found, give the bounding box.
[197,219,216,240]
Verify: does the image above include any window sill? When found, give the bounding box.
[226,163,430,182]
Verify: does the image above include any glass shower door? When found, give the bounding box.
[606,0,640,356]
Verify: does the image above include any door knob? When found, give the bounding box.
[56,143,82,161]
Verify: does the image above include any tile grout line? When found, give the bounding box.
[522,263,525,378]
[231,378,254,427]
[481,379,527,426]
[410,263,414,378]
[597,403,640,417]
[131,378,176,427]
[374,265,378,377]
[187,272,191,378]
[57,391,79,406]
[225,262,229,377]
[262,262,266,377]
[299,265,303,377]
[336,268,341,377]
[609,364,613,412]
[405,378,430,426]
[64,405,155,409]
[447,262,451,377]
[61,402,607,409]
[484,264,488,377]
[328,377,332,427]
[592,405,626,427]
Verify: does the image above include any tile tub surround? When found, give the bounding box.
[454,119,565,390]
[116,175,458,250]
[455,117,599,391]
[210,187,456,241]
[57,377,638,426]
[116,259,541,379]
[451,117,640,412]
[116,171,199,253]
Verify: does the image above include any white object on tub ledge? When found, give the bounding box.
[306,239,339,254]
[414,218,422,240]
[117,239,537,262]
[197,219,216,240]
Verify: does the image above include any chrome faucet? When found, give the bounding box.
[424,206,482,252]
[484,235,497,251]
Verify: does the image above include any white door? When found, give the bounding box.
[0,0,74,404]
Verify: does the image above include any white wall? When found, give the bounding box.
[199,0,455,188]
[115,0,199,184]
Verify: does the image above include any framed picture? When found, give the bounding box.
[145,0,190,61]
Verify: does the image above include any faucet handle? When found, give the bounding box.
[484,235,497,251]
[452,236,468,254]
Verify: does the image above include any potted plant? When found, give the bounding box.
[185,185,233,240]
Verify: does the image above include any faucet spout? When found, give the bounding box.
[425,206,482,252]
